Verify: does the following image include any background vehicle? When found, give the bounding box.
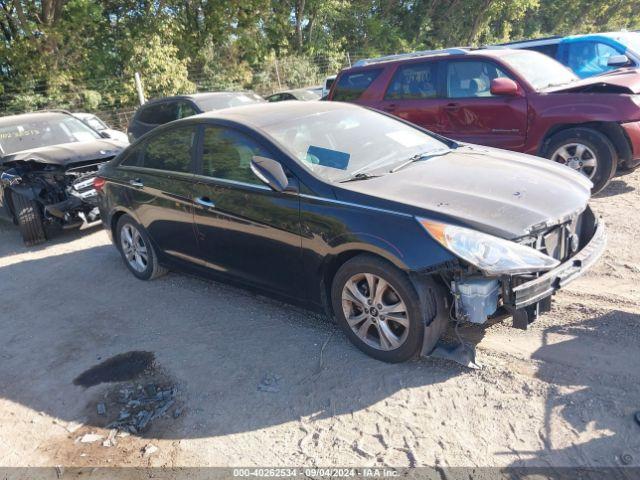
[328,48,640,193]
[265,88,321,102]
[73,112,129,143]
[127,92,265,141]
[96,102,603,363]
[0,112,126,245]
[501,31,640,78]
[322,75,337,98]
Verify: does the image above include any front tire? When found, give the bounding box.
[116,214,167,280]
[543,128,617,194]
[331,254,435,363]
[11,191,47,246]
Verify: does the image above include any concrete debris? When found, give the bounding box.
[102,429,117,447]
[143,443,158,457]
[96,403,106,416]
[105,382,179,433]
[258,373,281,393]
[79,433,103,443]
[65,420,84,433]
[173,407,183,419]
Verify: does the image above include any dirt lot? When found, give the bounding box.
[0,170,639,470]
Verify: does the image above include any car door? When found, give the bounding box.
[440,59,528,150]
[118,125,199,264]
[191,124,303,297]
[375,60,449,134]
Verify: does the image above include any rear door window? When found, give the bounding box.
[121,126,196,173]
[332,69,383,101]
[385,61,439,99]
[177,101,198,119]
[445,60,510,98]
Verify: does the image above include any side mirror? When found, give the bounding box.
[250,156,289,192]
[490,77,520,96]
[100,130,112,139]
[607,54,630,67]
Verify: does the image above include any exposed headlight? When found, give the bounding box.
[418,218,560,275]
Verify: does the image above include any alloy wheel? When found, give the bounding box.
[120,223,148,273]
[551,143,597,180]
[341,273,409,351]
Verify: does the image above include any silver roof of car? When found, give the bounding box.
[197,101,363,129]
[352,47,470,67]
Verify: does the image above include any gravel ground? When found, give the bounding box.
[0,169,639,469]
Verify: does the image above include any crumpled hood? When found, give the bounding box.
[1,139,126,166]
[336,146,592,239]
[545,67,640,94]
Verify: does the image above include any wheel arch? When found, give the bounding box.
[538,121,630,163]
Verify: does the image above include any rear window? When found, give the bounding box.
[526,43,559,58]
[136,102,178,125]
[332,69,382,101]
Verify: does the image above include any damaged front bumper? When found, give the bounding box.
[510,218,606,309]
[450,212,606,330]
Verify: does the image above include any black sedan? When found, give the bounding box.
[95,102,605,362]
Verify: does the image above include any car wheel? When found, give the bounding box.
[116,214,167,280]
[543,128,617,194]
[331,254,433,363]
[11,191,47,246]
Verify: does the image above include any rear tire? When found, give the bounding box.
[543,128,617,194]
[11,191,47,246]
[331,254,442,363]
[116,214,167,280]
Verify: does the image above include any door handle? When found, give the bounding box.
[382,103,397,112]
[129,178,143,188]
[195,196,216,209]
[444,103,460,111]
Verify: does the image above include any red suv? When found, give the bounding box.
[328,48,640,192]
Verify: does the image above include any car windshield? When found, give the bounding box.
[620,32,640,54]
[84,116,108,131]
[196,93,264,111]
[261,107,449,182]
[0,113,101,155]
[501,50,578,90]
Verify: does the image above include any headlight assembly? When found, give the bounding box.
[418,218,560,275]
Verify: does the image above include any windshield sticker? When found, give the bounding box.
[306,145,350,170]
[0,129,41,140]
[386,130,427,147]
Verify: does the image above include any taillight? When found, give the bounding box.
[93,176,106,192]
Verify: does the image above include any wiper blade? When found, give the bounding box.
[390,149,452,173]
[339,172,381,183]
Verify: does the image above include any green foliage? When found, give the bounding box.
[1,0,640,114]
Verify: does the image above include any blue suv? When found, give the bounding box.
[500,31,640,78]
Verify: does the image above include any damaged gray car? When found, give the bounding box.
[0,111,126,245]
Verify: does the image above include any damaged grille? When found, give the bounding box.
[65,158,112,203]
[520,210,589,263]
[521,207,598,262]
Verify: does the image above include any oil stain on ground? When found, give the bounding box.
[73,351,155,388]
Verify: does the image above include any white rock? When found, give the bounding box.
[79,433,103,443]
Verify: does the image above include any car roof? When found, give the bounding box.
[0,111,70,126]
[193,101,364,129]
[142,91,257,106]
[500,31,639,48]
[344,47,525,71]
